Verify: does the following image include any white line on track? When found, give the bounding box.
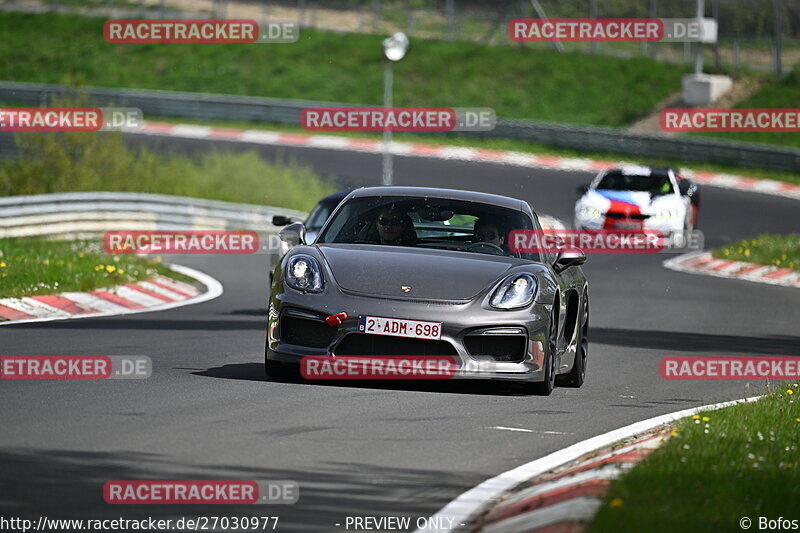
[415,396,762,532]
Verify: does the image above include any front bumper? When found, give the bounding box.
[576,214,683,233]
[266,286,551,382]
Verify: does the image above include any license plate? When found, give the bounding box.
[614,221,643,229]
[358,316,442,340]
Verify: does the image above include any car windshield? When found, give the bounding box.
[316,195,539,261]
[305,198,340,231]
[596,171,673,195]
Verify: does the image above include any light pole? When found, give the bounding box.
[381,32,409,186]
[693,0,704,75]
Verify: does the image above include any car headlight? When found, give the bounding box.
[654,209,679,221]
[285,254,323,293]
[491,274,537,309]
[579,206,603,219]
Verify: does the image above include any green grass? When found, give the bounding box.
[0,237,195,298]
[712,234,800,271]
[153,116,800,185]
[0,126,334,210]
[694,70,800,149]
[588,386,800,533]
[0,11,690,127]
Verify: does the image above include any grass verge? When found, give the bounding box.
[696,70,800,149]
[712,234,800,271]
[588,386,800,533]
[0,11,689,127]
[0,237,195,298]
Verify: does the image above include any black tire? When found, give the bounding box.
[526,311,558,396]
[559,294,588,388]
[691,189,700,208]
[265,359,300,381]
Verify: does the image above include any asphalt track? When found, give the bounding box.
[2,133,799,532]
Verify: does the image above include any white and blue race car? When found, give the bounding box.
[574,166,699,232]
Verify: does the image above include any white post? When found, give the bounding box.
[382,61,393,186]
[773,0,783,75]
[694,0,704,75]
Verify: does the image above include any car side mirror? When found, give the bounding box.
[272,215,303,227]
[577,184,589,196]
[554,249,587,272]
[677,180,690,195]
[279,222,306,247]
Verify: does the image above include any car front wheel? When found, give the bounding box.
[559,294,588,388]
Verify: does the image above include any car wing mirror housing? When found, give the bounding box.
[554,249,587,272]
[677,180,691,195]
[273,215,303,227]
[279,222,306,248]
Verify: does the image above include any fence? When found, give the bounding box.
[1,80,799,173]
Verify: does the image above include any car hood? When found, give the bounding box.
[317,244,520,301]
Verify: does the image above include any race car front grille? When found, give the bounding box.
[605,212,650,220]
[280,312,336,349]
[465,334,526,363]
[334,334,457,356]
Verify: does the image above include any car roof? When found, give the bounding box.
[347,186,529,213]
[319,188,355,204]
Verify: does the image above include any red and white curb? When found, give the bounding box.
[663,251,800,289]
[0,265,223,325]
[471,428,673,533]
[132,122,800,201]
[414,396,762,533]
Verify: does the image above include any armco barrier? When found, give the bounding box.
[0,191,306,238]
[1,81,799,173]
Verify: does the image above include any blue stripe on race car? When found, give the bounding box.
[593,189,645,206]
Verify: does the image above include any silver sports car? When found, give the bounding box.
[265,187,589,395]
